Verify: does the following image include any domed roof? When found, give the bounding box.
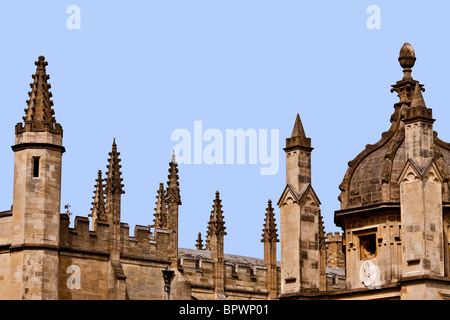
[337,44,450,211]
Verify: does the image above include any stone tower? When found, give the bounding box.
[335,43,450,298]
[278,114,326,294]
[10,56,64,299]
[397,44,446,283]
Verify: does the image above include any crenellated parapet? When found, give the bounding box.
[59,215,109,256]
[59,215,172,264]
[325,232,345,270]
[120,224,170,262]
[177,248,280,299]
[326,232,342,243]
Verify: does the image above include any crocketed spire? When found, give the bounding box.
[105,139,125,195]
[206,191,226,250]
[195,232,203,250]
[166,151,181,205]
[261,200,279,243]
[153,183,168,228]
[90,170,106,222]
[16,56,62,135]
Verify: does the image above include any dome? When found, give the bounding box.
[337,44,450,212]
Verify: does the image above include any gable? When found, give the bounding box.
[277,183,321,207]
[398,157,443,184]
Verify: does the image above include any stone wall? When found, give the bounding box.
[326,232,345,269]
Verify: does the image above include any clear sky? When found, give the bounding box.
[1,1,449,259]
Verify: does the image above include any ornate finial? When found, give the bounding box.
[171,150,176,164]
[398,43,416,80]
[35,55,48,69]
[399,43,416,68]
[391,43,424,103]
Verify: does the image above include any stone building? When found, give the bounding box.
[0,43,449,300]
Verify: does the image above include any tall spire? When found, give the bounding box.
[285,113,312,150]
[205,191,227,299]
[165,151,182,268]
[90,170,106,223]
[104,139,125,263]
[105,138,125,195]
[153,183,167,228]
[261,200,279,243]
[261,199,279,299]
[166,152,181,205]
[206,191,226,250]
[16,56,62,135]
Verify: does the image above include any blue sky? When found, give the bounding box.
[1,1,450,259]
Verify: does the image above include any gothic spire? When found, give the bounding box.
[105,138,125,195]
[285,113,312,150]
[261,200,279,243]
[166,151,181,205]
[291,113,306,139]
[90,170,106,222]
[207,191,227,237]
[153,183,167,228]
[17,56,62,135]
[196,232,203,250]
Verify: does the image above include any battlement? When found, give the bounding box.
[59,215,171,263]
[59,214,110,255]
[325,231,345,270]
[326,232,342,242]
[177,248,278,298]
[120,223,170,262]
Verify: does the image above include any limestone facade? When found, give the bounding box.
[1,44,450,300]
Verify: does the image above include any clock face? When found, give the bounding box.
[359,260,377,288]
